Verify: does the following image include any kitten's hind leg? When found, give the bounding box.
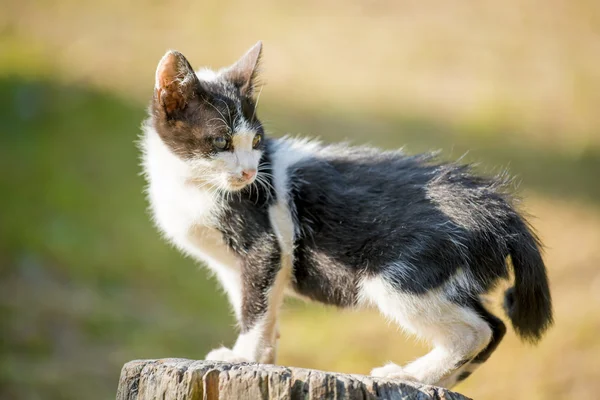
[437,298,506,388]
[362,276,493,388]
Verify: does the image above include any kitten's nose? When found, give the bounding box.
[241,169,256,181]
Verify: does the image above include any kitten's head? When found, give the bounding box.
[151,42,266,192]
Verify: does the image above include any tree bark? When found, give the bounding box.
[116,359,471,400]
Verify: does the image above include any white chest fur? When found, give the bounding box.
[141,130,316,282]
[142,128,240,272]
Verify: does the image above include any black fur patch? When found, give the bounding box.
[470,300,507,364]
[287,148,521,304]
[457,371,472,382]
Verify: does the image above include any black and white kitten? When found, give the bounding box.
[141,42,553,389]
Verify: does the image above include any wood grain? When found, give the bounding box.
[116,359,471,400]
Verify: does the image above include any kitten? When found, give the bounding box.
[140,42,553,389]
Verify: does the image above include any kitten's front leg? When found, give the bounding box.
[205,268,247,363]
[232,238,290,364]
[206,236,289,364]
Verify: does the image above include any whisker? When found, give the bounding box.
[253,181,260,205]
[216,98,233,127]
[257,171,274,178]
[207,117,229,130]
[204,99,231,131]
[251,84,264,122]
[255,175,275,203]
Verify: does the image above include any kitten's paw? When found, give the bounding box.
[205,347,250,363]
[371,363,418,382]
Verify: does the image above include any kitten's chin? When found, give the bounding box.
[226,180,254,192]
[222,171,258,191]
[187,178,250,193]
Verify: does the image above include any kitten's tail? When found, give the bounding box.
[503,217,553,344]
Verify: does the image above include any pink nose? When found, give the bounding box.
[241,169,256,181]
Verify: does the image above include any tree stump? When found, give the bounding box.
[117,359,471,400]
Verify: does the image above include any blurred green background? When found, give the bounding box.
[1,1,599,399]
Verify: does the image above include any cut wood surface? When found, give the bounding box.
[117,358,471,400]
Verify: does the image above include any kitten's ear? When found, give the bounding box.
[223,41,263,97]
[155,50,201,115]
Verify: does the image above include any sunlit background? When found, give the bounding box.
[2,1,600,399]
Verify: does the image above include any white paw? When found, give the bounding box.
[205,347,251,363]
[371,363,418,382]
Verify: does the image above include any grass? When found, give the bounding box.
[1,2,600,399]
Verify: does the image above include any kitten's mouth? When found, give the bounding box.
[227,177,256,191]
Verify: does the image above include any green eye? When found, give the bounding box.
[252,134,262,148]
[213,136,229,150]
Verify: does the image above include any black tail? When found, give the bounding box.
[503,218,553,343]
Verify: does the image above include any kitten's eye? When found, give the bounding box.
[213,136,229,150]
[252,134,262,148]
